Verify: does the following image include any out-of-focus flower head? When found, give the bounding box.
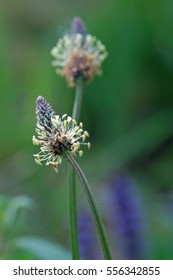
[78,210,103,260]
[108,175,146,260]
[33,96,90,173]
[51,16,108,87]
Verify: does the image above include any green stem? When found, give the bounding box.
[66,153,112,260]
[69,82,83,259]
[72,82,83,121]
[68,167,80,259]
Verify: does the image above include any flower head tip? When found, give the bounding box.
[71,16,87,36]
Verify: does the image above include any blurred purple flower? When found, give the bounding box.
[109,175,146,259]
[78,210,103,260]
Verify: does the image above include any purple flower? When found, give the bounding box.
[78,210,103,260]
[109,175,146,259]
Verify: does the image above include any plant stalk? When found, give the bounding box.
[69,82,83,259]
[67,153,112,260]
[72,82,83,121]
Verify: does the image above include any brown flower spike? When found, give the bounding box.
[51,17,108,87]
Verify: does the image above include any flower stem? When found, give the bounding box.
[69,82,83,259]
[68,167,80,259]
[66,153,112,260]
[72,82,83,121]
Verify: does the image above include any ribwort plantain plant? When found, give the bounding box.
[33,17,112,260]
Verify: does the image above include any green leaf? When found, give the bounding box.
[13,236,71,260]
[4,195,35,229]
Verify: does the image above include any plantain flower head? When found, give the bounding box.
[33,96,90,173]
[51,16,108,87]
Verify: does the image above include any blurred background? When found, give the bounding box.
[1,0,173,260]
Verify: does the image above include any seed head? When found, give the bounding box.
[51,17,108,87]
[33,96,90,173]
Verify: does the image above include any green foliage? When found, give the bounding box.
[0,195,70,260]
[13,237,71,260]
